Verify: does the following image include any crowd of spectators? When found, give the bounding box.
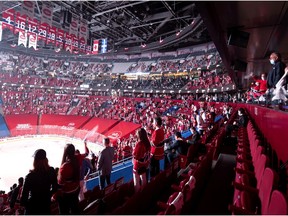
[0,50,232,93]
[127,52,222,73]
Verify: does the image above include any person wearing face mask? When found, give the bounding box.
[267,52,285,89]
[266,52,286,105]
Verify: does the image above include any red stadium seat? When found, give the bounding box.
[267,190,288,215]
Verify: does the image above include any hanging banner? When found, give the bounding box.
[79,37,86,52]
[92,39,99,54]
[65,32,72,52]
[47,26,57,44]
[69,14,79,37]
[79,18,88,41]
[21,1,35,18]
[41,2,53,27]
[100,38,108,53]
[28,34,37,49]
[72,35,79,50]
[27,18,38,37]
[86,45,92,55]
[38,23,49,42]
[18,30,28,47]
[2,8,15,32]
[0,22,2,41]
[56,28,64,48]
[14,12,27,34]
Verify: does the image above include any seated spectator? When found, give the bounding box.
[246,81,261,102]
[166,132,189,164]
[252,73,267,94]
[188,127,201,145]
[233,108,248,128]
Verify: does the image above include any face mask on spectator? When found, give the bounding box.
[269,59,275,65]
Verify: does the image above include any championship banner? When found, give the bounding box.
[28,34,37,49]
[27,18,38,37]
[21,1,35,18]
[2,8,15,32]
[38,23,49,42]
[69,15,79,37]
[86,45,92,55]
[79,18,88,41]
[92,39,99,54]
[79,37,86,52]
[18,30,28,47]
[41,2,53,27]
[64,32,72,52]
[72,35,79,49]
[14,12,27,34]
[47,26,57,44]
[56,28,64,48]
[0,22,2,41]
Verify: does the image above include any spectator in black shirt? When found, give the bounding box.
[9,177,23,211]
[267,52,286,104]
[20,149,58,215]
[234,108,248,128]
[166,132,189,164]
[188,127,201,145]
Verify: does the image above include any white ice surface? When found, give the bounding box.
[0,135,104,193]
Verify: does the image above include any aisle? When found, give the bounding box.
[193,153,236,214]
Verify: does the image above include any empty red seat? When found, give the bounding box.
[267,190,288,215]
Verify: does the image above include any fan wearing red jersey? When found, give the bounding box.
[150,116,165,177]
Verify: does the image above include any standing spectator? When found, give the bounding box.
[75,140,89,202]
[20,149,58,215]
[133,128,151,192]
[150,116,165,177]
[78,157,92,201]
[91,153,98,173]
[57,144,80,214]
[9,177,23,213]
[267,52,286,103]
[97,138,114,190]
[79,158,92,200]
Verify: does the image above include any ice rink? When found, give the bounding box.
[0,135,104,193]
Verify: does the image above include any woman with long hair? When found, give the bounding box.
[20,149,58,215]
[133,128,151,192]
[57,143,80,214]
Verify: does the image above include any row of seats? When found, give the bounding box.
[229,117,287,214]
[50,176,135,215]
[154,109,237,214]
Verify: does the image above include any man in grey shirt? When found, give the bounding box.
[97,138,114,190]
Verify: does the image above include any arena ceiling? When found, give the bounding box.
[0,1,211,53]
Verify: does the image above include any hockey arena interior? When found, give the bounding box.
[0,1,287,215]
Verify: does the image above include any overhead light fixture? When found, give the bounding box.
[176,30,182,36]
